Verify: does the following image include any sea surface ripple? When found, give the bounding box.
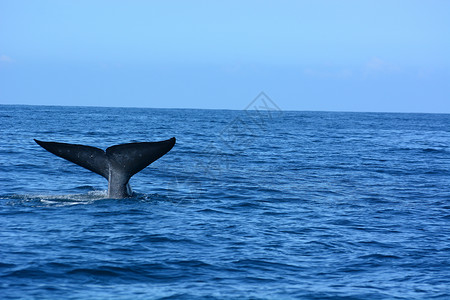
[1,105,450,299]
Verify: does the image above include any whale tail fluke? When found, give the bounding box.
[34,139,110,178]
[105,138,176,178]
[34,137,176,198]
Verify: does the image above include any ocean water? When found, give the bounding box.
[1,104,449,299]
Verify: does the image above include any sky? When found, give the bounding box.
[0,0,449,113]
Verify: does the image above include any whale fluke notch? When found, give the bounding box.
[34,137,176,198]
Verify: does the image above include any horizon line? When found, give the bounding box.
[1,102,449,115]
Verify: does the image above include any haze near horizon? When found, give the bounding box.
[0,1,449,113]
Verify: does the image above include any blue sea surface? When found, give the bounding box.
[1,104,450,299]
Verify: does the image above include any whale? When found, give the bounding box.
[34,137,176,198]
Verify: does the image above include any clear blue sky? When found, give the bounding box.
[1,0,449,112]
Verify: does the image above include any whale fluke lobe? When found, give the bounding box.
[34,137,176,198]
[106,139,176,178]
[34,139,110,178]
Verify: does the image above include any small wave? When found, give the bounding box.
[136,234,202,246]
[2,191,107,207]
[393,146,448,154]
[422,148,447,153]
[229,201,263,209]
[70,185,99,192]
[358,254,401,260]
[232,259,302,273]
[1,191,180,207]
[0,262,16,269]
[196,208,224,214]
[168,259,212,269]
[68,267,123,277]
[5,267,53,279]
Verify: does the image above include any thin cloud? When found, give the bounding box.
[303,68,352,79]
[364,57,400,77]
[0,55,14,63]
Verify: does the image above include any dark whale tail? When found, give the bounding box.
[34,138,176,198]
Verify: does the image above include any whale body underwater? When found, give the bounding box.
[34,138,176,199]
